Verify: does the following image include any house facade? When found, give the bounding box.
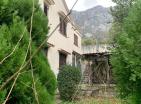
[39,0,82,76]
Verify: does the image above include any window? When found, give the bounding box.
[59,17,67,36]
[74,34,78,46]
[59,52,67,68]
[44,3,48,16]
[72,52,81,68]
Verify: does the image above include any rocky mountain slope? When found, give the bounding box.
[71,6,113,44]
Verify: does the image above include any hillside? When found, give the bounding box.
[71,6,113,44]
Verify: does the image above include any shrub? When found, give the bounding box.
[57,65,81,101]
[0,0,56,103]
[111,0,141,103]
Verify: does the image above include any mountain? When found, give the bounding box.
[71,6,113,44]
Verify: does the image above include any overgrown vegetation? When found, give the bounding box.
[82,38,96,46]
[61,98,124,104]
[110,0,135,43]
[111,0,141,103]
[57,65,81,101]
[82,37,110,46]
[0,0,56,103]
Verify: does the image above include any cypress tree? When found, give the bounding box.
[0,0,56,104]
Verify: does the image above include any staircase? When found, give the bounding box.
[80,62,116,97]
[82,62,92,84]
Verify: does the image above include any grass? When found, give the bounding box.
[61,97,125,104]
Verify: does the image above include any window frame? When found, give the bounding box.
[59,16,67,37]
[74,34,78,46]
[72,51,81,68]
[59,52,67,68]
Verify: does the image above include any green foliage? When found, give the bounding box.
[0,0,14,25]
[82,38,96,46]
[111,0,141,103]
[32,52,56,96]
[8,0,48,47]
[0,0,56,103]
[111,0,135,23]
[57,65,81,101]
[82,37,110,46]
[110,0,135,43]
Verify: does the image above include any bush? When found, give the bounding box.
[57,65,81,101]
[0,0,56,103]
[111,0,141,103]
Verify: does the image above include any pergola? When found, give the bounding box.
[82,52,115,84]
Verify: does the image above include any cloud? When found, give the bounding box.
[65,0,86,11]
[83,0,98,8]
[65,0,116,11]
[97,0,116,7]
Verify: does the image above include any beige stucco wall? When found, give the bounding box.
[39,0,82,76]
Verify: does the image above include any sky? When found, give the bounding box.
[65,0,116,11]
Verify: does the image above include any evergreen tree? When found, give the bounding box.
[111,0,135,23]
[110,0,135,43]
[0,0,56,104]
[111,0,141,103]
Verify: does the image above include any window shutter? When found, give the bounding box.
[59,16,67,36]
[74,34,78,46]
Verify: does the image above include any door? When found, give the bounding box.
[59,52,67,68]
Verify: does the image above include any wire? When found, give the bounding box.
[2,0,36,103]
[0,0,80,92]
[69,0,79,14]
[0,28,26,64]
[21,0,80,71]
[47,0,79,39]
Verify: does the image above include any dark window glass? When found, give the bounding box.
[59,17,67,36]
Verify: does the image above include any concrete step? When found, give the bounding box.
[79,84,116,97]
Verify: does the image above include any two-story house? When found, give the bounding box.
[39,0,82,76]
